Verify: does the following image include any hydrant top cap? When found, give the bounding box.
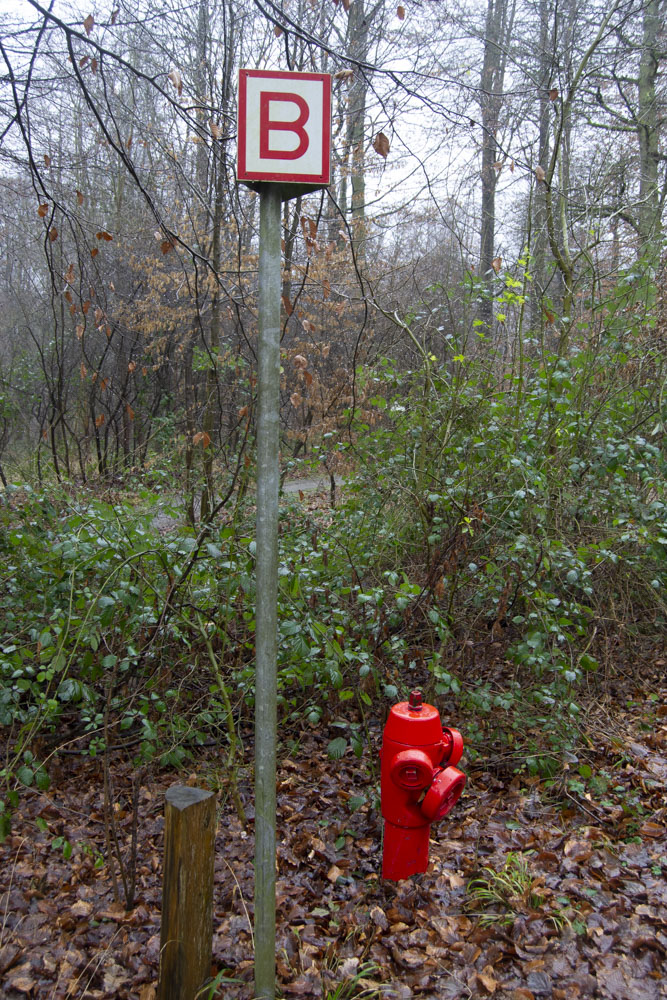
[384,700,443,745]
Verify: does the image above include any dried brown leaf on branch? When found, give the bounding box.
[491,256,502,274]
[192,431,211,448]
[168,69,182,96]
[397,5,406,19]
[83,14,94,35]
[373,132,390,159]
[37,203,48,218]
[334,69,354,83]
[535,165,546,183]
[549,87,559,101]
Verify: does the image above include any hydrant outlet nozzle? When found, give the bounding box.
[408,690,423,711]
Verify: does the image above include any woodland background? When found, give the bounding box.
[0,1,665,998]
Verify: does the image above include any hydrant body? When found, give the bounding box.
[381,690,465,880]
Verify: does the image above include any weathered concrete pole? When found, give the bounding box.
[254,183,282,1000]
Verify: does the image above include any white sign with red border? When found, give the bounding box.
[238,69,331,186]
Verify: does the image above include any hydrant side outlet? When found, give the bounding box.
[381,691,466,880]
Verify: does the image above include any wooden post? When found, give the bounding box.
[158,785,216,1000]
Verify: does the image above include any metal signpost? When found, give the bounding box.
[237,68,331,1000]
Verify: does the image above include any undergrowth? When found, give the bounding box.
[0,264,665,836]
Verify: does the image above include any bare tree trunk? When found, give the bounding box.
[346,0,370,261]
[479,0,514,338]
[531,0,553,327]
[637,0,662,261]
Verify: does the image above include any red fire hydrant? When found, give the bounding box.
[381,689,466,880]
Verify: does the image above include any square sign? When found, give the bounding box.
[238,69,331,187]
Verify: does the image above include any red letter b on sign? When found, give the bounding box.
[259,92,309,160]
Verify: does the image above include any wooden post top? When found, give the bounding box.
[165,785,214,811]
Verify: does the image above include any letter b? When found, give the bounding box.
[259,92,310,160]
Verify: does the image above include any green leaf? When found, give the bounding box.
[327,737,347,760]
[35,768,51,791]
[16,765,34,787]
